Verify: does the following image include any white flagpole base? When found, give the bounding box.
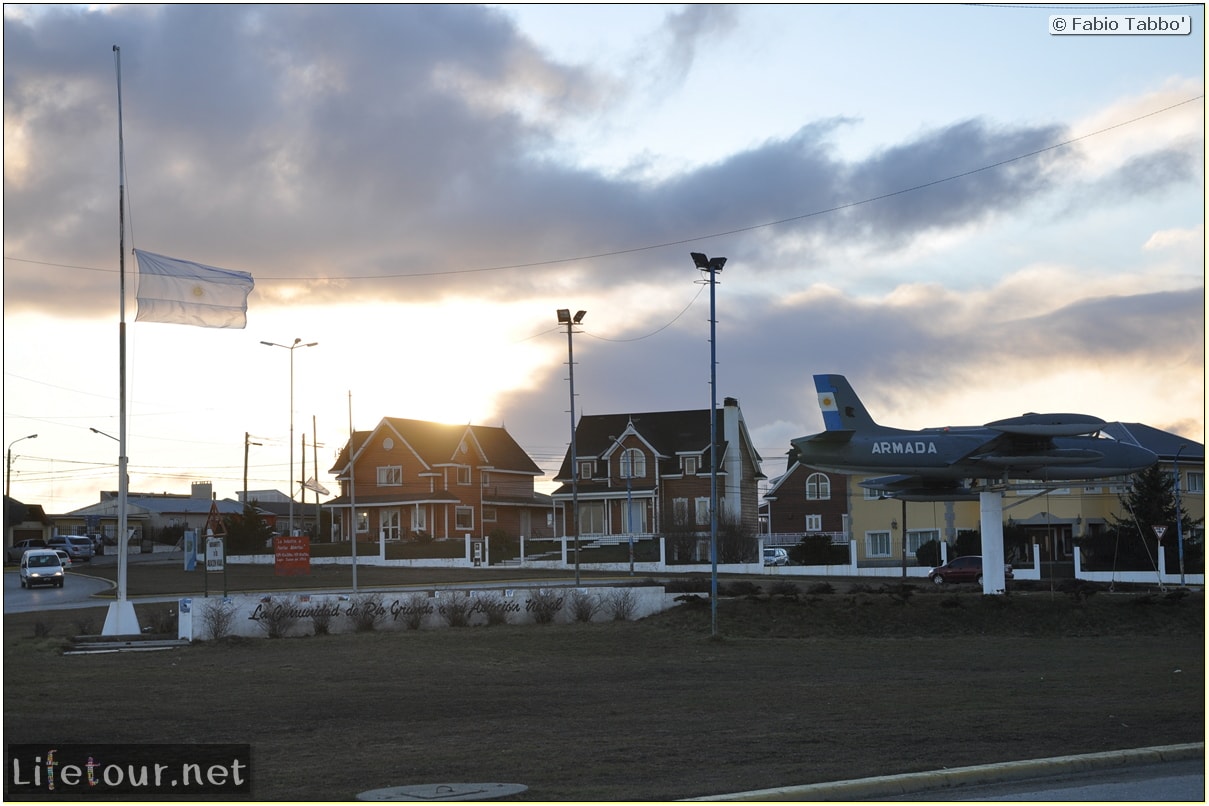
[102,600,141,636]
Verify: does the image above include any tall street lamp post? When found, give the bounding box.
[557,308,586,586]
[5,433,38,498]
[1174,444,1187,586]
[261,338,317,537]
[692,251,727,637]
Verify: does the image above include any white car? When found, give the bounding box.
[20,549,65,588]
[52,549,73,570]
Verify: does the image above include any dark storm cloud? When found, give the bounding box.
[4,4,1087,315]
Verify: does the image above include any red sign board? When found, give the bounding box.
[274,536,311,576]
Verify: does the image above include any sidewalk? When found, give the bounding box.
[686,743,1204,801]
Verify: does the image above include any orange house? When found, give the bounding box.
[326,418,551,543]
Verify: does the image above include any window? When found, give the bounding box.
[620,500,647,534]
[695,497,710,525]
[483,506,497,523]
[578,460,594,480]
[411,506,427,533]
[355,509,369,534]
[863,485,883,501]
[580,502,605,535]
[683,456,698,475]
[1188,472,1205,494]
[457,466,471,485]
[906,529,938,554]
[620,448,646,479]
[381,509,401,541]
[866,531,892,558]
[805,472,831,501]
[455,507,474,530]
[377,466,402,486]
[673,498,689,525]
[805,514,822,532]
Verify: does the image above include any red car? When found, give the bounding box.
[928,555,1012,585]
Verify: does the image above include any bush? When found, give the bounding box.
[440,591,473,628]
[568,589,600,622]
[915,539,942,568]
[805,581,835,596]
[769,580,799,599]
[604,589,638,621]
[309,598,336,635]
[398,593,430,630]
[790,534,850,566]
[348,594,387,633]
[475,593,513,626]
[256,595,299,639]
[720,580,761,597]
[201,599,237,641]
[527,588,564,624]
[664,576,709,593]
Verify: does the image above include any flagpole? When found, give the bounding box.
[104,44,140,635]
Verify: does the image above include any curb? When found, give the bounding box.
[683,742,1204,801]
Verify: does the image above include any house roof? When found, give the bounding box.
[1102,423,1204,461]
[554,408,726,482]
[71,494,245,517]
[328,419,542,476]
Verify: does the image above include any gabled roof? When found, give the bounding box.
[328,419,541,476]
[555,408,726,482]
[1102,423,1204,461]
[70,495,244,517]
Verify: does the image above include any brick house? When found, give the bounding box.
[763,460,851,546]
[551,398,765,560]
[325,418,551,544]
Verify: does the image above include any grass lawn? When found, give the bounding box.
[3,570,1203,801]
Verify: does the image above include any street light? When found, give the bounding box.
[610,432,635,576]
[692,251,727,637]
[261,338,318,537]
[5,433,37,498]
[557,308,586,586]
[1174,444,1187,586]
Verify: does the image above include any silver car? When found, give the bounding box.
[763,547,790,566]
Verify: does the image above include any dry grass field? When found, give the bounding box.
[3,570,1203,802]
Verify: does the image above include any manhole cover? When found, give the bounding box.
[356,783,528,801]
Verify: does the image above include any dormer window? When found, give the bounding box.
[578,460,594,480]
[683,456,699,476]
[620,448,646,479]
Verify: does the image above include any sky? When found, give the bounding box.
[3,3,1204,515]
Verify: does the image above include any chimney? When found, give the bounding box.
[191,481,213,500]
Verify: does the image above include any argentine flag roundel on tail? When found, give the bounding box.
[134,249,255,329]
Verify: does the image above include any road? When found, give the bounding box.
[3,565,113,613]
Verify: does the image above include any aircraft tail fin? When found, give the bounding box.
[814,374,879,432]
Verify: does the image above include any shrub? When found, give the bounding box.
[769,580,799,599]
[440,591,473,628]
[309,598,335,635]
[399,593,430,630]
[73,615,96,636]
[475,593,513,626]
[256,595,299,639]
[790,534,850,565]
[720,580,761,597]
[915,539,942,568]
[603,588,638,621]
[805,581,835,596]
[33,620,52,639]
[527,588,564,624]
[568,589,600,623]
[348,593,387,633]
[664,576,709,593]
[201,599,237,641]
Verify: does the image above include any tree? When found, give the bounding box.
[1084,465,1203,571]
[223,502,275,554]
